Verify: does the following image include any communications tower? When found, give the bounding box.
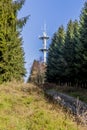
[39,26,49,63]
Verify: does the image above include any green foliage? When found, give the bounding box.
[0,0,29,83]
[78,1,87,82]
[46,1,87,87]
[63,20,80,84]
[46,26,65,83]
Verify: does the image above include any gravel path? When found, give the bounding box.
[45,89,87,116]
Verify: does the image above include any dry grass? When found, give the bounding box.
[0,81,86,130]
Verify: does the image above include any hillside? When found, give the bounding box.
[0,82,86,130]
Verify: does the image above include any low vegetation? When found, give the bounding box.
[55,85,87,104]
[0,81,86,130]
[43,82,87,103]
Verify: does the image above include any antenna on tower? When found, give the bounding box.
[41,23,47,34]
[44,23,46,33]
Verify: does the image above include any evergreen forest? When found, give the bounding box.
[46,1,87,87]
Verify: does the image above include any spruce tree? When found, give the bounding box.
[46,33,57,82]
[0,0,29,83]
[72,20,80,85]
[53,26,65,84]
[46,26,65,83]
[78,1,87,85]
[61,20,80,86]
[63,20,75,85]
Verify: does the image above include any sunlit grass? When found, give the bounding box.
[0,81,86,130]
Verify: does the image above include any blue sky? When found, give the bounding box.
[18,0,85,81]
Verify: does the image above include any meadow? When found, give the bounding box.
[0,81,86,130]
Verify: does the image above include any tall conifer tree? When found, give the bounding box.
[63,20,74,84]
[72,20,80,85]
[0,0,29,83]
[78,1,87,84]
[46,26,65,83]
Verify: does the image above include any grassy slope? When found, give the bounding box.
[0,82,86,130]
